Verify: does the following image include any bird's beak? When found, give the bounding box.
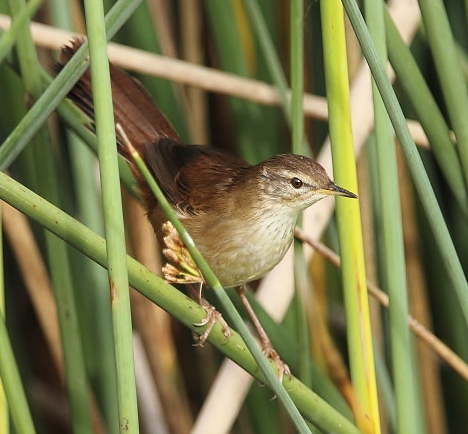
[319,181,358,199]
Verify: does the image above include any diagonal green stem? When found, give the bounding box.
[418,0,468,186]
[384,10,467,217]
[119,129,313,434]
[0,170,360,433]
[0,0,43,63]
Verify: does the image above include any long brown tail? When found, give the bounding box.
[59,39,181,161]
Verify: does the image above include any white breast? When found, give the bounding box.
[202,208,297,288]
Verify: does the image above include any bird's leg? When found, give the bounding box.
[189,284,231,346]
[235,285,290,381]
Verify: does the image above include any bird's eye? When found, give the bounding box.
[290,177,303,189]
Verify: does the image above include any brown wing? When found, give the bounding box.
[60,40,251,217]
[144,139,250,214]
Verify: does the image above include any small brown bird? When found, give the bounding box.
[60,40,357,375]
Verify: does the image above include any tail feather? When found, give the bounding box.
[59,39,181,161]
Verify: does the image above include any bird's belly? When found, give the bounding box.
[195,215,295,288]
[214,245,289,288]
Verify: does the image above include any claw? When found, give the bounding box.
[193,301,231,346]
[262,343,291,383]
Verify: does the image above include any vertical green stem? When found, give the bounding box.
[290,0,311,389]
[8,0,93,432]
[83,2,139,433]
[290,0,304,155]
[341,0,468,330]
[364,1,424,433]
[321,0,381,432]
[48,1,119,430]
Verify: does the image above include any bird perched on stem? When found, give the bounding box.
[60,39,357,378]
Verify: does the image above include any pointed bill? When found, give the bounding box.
[319,181,358,199]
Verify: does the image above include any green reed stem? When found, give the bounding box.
[0,170,360,434]
[341,0,468,334]
[365,1,424,432]
[83,1,139,432]
[120,128,314,434]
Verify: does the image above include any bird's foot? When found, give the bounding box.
[161,221,204,285]
[193,299,231,346]
[261,341,291,383]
